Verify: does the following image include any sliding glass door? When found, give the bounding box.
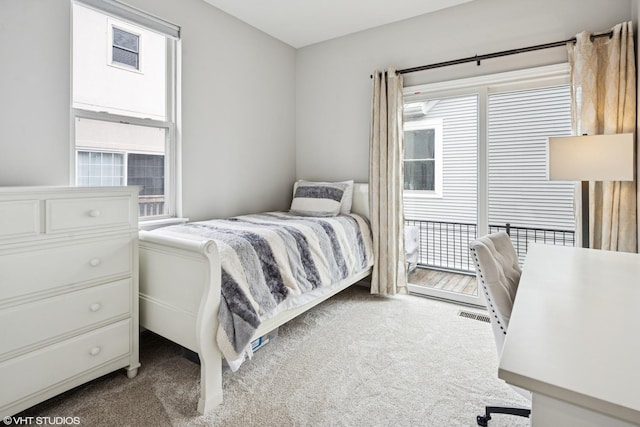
[404,65,575,307]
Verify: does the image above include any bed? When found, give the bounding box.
[138,182,372,414]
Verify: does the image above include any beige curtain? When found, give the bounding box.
[568,22,637,252]
[369,68,407,295]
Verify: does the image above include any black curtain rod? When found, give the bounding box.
[371,31,613,78]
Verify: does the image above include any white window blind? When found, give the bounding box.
[74,0,179,39]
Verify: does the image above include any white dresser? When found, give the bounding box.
[0,186,140,417]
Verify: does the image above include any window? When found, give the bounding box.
[128,154,164,196]
[77,151,124,187]
[405,128,435,190]
[111,27,140,70]
[72,1,179,219]
[403,118,443,195]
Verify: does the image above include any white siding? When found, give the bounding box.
[488,85,575,231]
[404,94,478,224]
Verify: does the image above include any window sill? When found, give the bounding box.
[139,217,189,231]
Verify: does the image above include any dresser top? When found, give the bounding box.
[0,186,141,200]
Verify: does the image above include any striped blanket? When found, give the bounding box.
[158,212,373,370]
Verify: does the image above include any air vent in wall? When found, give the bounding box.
[458,310,490,323]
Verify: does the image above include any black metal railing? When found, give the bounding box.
[405,219,575,274]
[405,220,478,273]
[489,223,575,265]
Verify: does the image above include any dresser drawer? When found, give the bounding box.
[0,200,40,240]
[46,196,134,234]
[0,279,131,357]
[0,320,131,406]
[0,237,132,303]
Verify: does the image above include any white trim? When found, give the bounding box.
[73,0,179,39]
[404,63,570,101]
[72,108,171,130]
[478,87,488,238]
[408,282,485,308]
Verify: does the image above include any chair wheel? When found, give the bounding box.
[477,415,490,427]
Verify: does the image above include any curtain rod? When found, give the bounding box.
[371,31,613,78]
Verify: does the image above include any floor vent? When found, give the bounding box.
[458,310,490,323]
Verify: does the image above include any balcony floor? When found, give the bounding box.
[408,267,477,295]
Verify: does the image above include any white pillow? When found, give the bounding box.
[294,180,354,214]
[338,180,354,214]
[290,181,349,217]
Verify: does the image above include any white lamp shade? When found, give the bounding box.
[547,133,635,181]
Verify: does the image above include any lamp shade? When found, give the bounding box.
[547,133,635,181]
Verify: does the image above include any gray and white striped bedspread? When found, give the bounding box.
[158,211,373,370]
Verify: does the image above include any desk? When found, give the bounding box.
[499,244,640,426]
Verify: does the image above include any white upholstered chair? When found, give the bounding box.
[469,231,531,426]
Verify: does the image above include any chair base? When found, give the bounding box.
[476,405,531,426]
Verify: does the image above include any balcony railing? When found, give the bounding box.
[405,219,575,274]
[139,195,165,218]
[406,220,478,273]
[489,223,575,265]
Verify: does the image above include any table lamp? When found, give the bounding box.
[547,133,635,248]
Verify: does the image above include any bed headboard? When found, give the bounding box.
[351,183,369,219]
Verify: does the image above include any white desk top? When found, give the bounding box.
[499,244,640,425]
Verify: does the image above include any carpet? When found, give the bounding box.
[20,285,529,426]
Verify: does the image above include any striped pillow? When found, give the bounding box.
[290,181,348,216]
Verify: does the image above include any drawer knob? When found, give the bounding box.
[89,303,102,312]
[89,258,101,267]
[89,346,101,356]
[88,209,101,218]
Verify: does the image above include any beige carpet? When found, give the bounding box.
[20,285,529,426]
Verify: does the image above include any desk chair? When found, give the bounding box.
[469,232,531,426]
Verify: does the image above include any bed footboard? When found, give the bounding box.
[138,230,223,413]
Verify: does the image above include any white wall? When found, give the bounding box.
[0,0,296,221]
[0,1,71,187]
[1,0,635,229]
[295,0,633,183]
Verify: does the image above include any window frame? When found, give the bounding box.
[403,118,443,198]
[71,0,180,221]
[71,109,177,219]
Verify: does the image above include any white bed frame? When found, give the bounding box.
[138,183,371,414]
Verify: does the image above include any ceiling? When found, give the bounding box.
[202,0,476,48]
